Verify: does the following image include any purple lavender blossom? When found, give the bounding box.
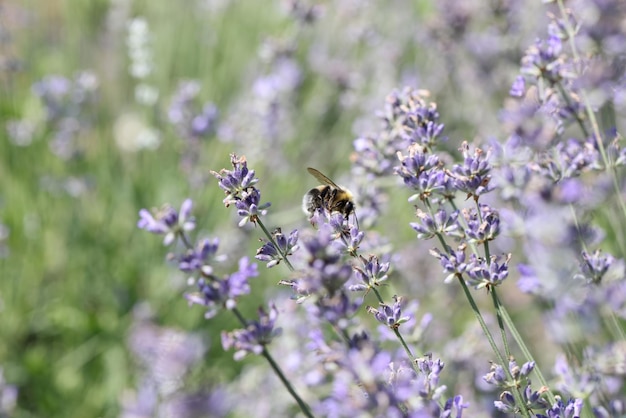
[308,290,360,327]
[352,135,397,177]
[221,304,282,361]
[414,354,447,401]
[493,384,550,415]
[577,249,616,284]
[411,208,460,240]
[352,254,390,290]
[533,138,601,182]
[137,198,195,245]
[430,246,468,283]
[536,397,583,418]
[29,72,99,159]
[385,87,446,147]
[0,369,16,416]
[352,87,446,187]
[485,358,549,413]
[448,142,494,198]
[168,80,218,141]
[314,339,453,417]
[459,204,501,244]
[234,188,271,227]
[255,228,299,268]
[510,75,526,97]
[185,257,258,318]
[32,75,72,121]
[178,238,219,275]
[334,224,364,256]
[287,226,353,298]
[121,305,215,417]
[594,399,626,418]
[396,145,448,202]
[441,395,469,418]
[520,34,570,86]
[367,296,410,330]
[483,358,535,387]
[517,263,543,294]
[465,253,511,289]
[210,154,264,209]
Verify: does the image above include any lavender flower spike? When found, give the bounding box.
[185,257,258,318]
[367,295,410,330]
[256,228,299,268]
[210,154,259,207]
[137,198,195,245]
[221,304,282,361]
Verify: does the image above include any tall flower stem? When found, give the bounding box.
[494,297,557,405]
[231,306,314,418]
[456,278,531,417]
[424,198,530,415]
[260,347,315,418]
[350,236,425,377]
[555,0,626,228]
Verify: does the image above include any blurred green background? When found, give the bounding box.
[0,0,550,416]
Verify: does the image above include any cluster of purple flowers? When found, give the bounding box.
[167,81,218,142]
[7,72,99,158]
[139,148,473,416]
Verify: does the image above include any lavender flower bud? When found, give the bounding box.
[460,204,501,244]
[367,296,410,330]
[539,397,583,418]
[235,188,271,226]
[430,246,468,283]
[185,257,258,318]
[411,208,460,240]
[353,255,390,289]
[210,154,260,206]
[255,228,299,268]
[137,198,195,245]
[221,304,282,361]
[577,249,615,284]
[178,237,219,275]
[449,142,494,198]
[465,253,511,289]
[510,75,526,97]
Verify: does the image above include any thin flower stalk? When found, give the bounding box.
[554,0,626,227]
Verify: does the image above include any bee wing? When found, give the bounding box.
[307,167,341,189]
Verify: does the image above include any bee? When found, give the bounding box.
[302,167,358,227]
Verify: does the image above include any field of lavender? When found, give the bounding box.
[2,0,625,417]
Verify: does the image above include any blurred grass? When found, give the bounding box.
[1,1,310,417]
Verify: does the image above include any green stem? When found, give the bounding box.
[605,310,626,342]
[496,300,557,405]
[555,0,626,229]
[423,197,530,413]
[230,306,248,326]
[392,328,415,360]
[231,307,314,417]
[370,285,385,304]
[555,82,589,139]
[490,289,511,359]
[179,230,194,250]
[261,347,315,418]
[457,277,531,417]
